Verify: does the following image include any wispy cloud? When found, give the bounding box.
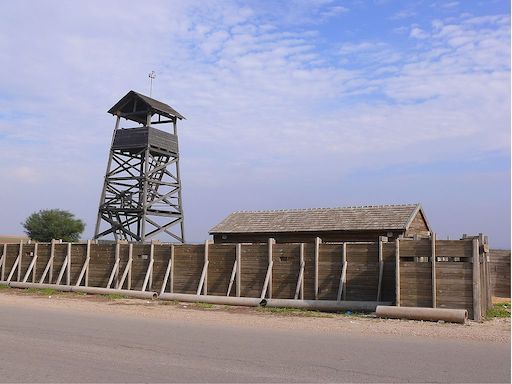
[0,1,509,245]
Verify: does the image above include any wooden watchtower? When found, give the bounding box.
[94,91,186,243]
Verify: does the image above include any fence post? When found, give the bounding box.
[170,244,174,293]
[377,237,384,302]
[431,233,437,308]
[17,241,23,282]
[314,237,321,300]
[0,244,6,281]
[473,238,482,321]
[66,242,71,286]
[395,238,400,307]
[260,238,275,299]
[85,240,90,287]
[236,243,241,297]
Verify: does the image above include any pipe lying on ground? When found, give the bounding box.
[6,282,157,300]
[8,282,73,292]
[263,299,389,312]
[72,286,157,300]
[160,293,389,312]
[159,293,263,306]
[376,305,468,324]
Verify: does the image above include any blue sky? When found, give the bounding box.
[0,0,510,247]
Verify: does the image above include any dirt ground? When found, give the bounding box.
[0,288,509,344]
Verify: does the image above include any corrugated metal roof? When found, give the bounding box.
[210,204,421,234]
[108,90,185,122]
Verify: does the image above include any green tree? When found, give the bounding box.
[22,209,85,242]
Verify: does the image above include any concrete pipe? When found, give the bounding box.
[160,293,389,312]
[72,286,158,300]
[376,305,468,324]
[263,299,389,312]
[159,293,263,306]
[8,282,73,292]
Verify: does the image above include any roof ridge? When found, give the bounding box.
[231,203,419,214]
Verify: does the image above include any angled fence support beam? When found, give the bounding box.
[196,240,210,295]
[7,242,23,283]
[56,244,71,286]
[294,243,305,300]
[107,242,121,289]
[160,245,174,296]
[260,238,275,299]
[23,243,37,283]
[75,240,91,287]
[314,237,321,300]
[376,237,384,302]
[49,240,55,283]
[337,243,347,302]
[431,233,437,308]
[39,240,55,284]
[142,245,155,292]
[227,258,237,297]
[1,244,7,281]
[118,246,133,290]
[128,244,132,290]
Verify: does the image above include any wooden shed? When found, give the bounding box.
[210,204,431,244]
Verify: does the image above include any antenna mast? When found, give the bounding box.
[148,71,156,97]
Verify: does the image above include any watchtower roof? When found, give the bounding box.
[108,90,185,124]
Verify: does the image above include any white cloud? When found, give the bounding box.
[0,2,509,244]
[410,27,429,39]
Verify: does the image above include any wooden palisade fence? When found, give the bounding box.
[0,235,491,320]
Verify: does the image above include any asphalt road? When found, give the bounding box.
[0,303,509,383]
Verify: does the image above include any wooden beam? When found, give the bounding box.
[32,243,38,283]
[75,240,91,287]
[7,242,23,283]
[66,242,71,285]
[170,244,174,293]
[49,240,55,283]
[128,244,132,290]
[22,243,38,283]
[314,237,321,300]
[0,244,6,281]
[141,255,154,292]
[85,240,91,287]
[236,243,241,297]
[376,237,384,302]
[395,239,400,307]
[149,242,155,290]
[227,259,237,297]
[268,238,274,299]
[39,241,55,284]
[106,243,121,289]
[55,252,69,285]
[160,245,173,296]
[294,243,305,300]
[338,243,347,302]
[431,233,437,308]
[118,250,133,290]
[260,239,275,299]
[472,238,482,321]
[17,241,23,282]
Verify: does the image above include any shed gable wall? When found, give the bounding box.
[405,211,430,237]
